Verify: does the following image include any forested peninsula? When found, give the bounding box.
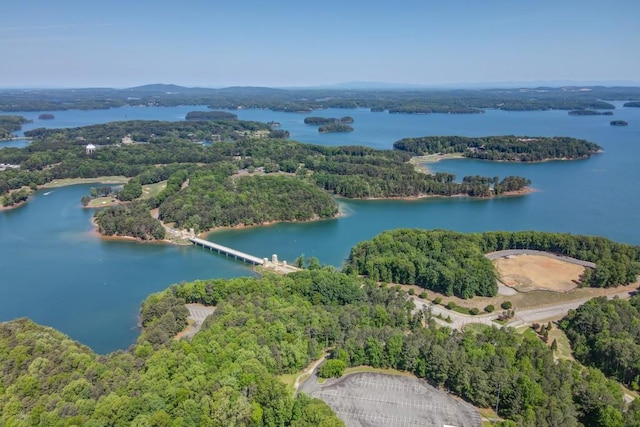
[0,115,30,139]
[0,119,536,239]
[394,135,602,162]
[3,259,640,426]
[345,229,640,298]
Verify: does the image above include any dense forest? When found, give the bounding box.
[624,101,640,107]
[2,268,639,426]
[158,173,339,232]
[394,135,602,162]
[561,295,640,388]
[0,115,30,139]
[345,229,640,296]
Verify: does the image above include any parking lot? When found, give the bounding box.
[300,372,482,427]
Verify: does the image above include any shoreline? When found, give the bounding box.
[409,151,601,174]
[338,186,536,202]
[0,198,30,212]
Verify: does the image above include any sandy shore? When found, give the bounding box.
[409,153,465,174]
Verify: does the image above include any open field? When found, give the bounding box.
[300,372,482,427]
[494,254,584,292]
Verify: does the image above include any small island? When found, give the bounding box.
[610,120,628,126]
[370,107,385,112]
[568,110,613,116]
[185,111,238,121]
[38,113,55,120]
[318,123,354,133]
[623,101,640,108]
[304,116,354,125]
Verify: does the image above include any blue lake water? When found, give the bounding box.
[1,103,639,353]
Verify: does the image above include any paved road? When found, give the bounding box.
[180,304,216,338]
[411,286,637,331]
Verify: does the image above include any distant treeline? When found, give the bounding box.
[4,85,640,113]
[345,229,640,297]
[568,110,613,116]
[624,101,640,107]
[394,135,602,162]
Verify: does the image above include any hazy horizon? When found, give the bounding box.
[2,0,639,88]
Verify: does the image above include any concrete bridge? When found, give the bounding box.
[189,237,264,265]
[189,237,301,273]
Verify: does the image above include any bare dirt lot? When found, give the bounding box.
[300,372,481,427]
[494,255,584,292]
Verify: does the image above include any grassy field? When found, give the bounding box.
[548,326,575,360]
[141,181,167,199]
[86,197,118,208]
[41,176,129,188]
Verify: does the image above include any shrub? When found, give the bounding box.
[317,359,346,379]
[445,302,456,310]
[419,291,428,299]
[469,307,480,315]
[433,297,442,305]
[501,301,513,310]
[484,304,495,313]
[408,288,415,296]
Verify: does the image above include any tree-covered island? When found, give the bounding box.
[394,135,602,162]
[318,123,354,133]
[303,116,354,125]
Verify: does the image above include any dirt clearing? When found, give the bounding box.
[494,255,584,292]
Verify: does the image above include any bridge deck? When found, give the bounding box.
[190,237,264,265]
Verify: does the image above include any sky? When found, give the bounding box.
[1,0,639,88]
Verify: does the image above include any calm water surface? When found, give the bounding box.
[1,103,639,352]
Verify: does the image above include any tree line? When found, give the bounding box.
[561,295,640,388]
